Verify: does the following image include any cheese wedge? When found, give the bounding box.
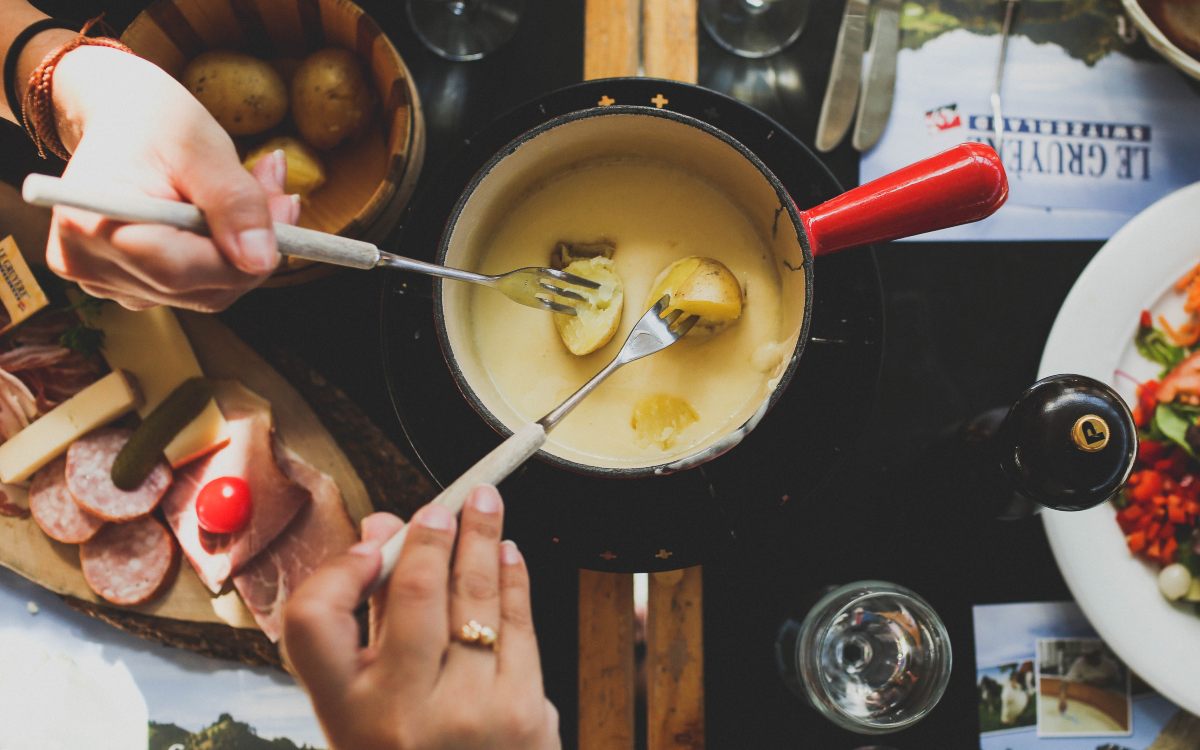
[87,304,229,467]
[0,370,140,483]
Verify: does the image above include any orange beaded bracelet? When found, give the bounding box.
[20,17,133,160]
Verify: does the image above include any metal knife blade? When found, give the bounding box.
[815,0,870,153]
[852,0,902,152]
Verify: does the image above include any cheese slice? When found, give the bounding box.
[0,370,140,483]
[88,304,229,467]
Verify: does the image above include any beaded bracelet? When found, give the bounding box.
[20,17,133,161]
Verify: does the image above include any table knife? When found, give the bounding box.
[852,0,902,152]
[815,0,870,153]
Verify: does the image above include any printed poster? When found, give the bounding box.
[860,0,1200,241]
[0,566,325,750]
[973,601,1191,749]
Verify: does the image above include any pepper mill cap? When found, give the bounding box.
[999,374,1137,512]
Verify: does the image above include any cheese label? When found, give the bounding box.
[0,236,48,334]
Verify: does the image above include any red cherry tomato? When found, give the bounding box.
[196,477,252,534]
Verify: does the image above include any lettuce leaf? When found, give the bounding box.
[1137,324,1187,377]
[1153,403,1196,457]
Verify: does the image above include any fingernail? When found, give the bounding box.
[288,194,301,224]
[272,149,287,187]
[500,540,521,566]
[237,228,279,274]
[349,540,379,558]
[414,504,455,531]
[470,485,500,514]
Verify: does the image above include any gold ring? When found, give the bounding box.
[454,619,498,651]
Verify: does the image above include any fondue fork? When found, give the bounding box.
[21,175,600,316]
[372,295,699,591]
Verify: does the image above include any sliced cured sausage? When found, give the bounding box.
[66,428,172,522]
[29,455,104,543]
[80,516,177,606]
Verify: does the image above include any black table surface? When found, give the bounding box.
[1,1,1125,747]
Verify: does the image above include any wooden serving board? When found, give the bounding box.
[0,313,378,665]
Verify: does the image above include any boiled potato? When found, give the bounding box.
[182,51,288,136]
[646,256,743,335]
[632,394,699,450]
[291,48,374,150]
[553,257,624,356]
[243,136,327,197]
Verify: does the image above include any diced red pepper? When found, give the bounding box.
[1140,440,1167,464]
[1141,309,1153,329]
[1127,531,1147,553]
[1163,537,1179,563]
[1132,472,1165,502]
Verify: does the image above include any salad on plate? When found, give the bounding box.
[1120,263,1200,610]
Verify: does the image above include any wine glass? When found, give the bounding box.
[407,0,525,62]
[775,581,952,734]
[700,0,811,59]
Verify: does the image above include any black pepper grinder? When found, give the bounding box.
[957,374,1138,519]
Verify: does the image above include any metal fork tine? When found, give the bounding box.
[536,297,578,316]
[652,294,671,314]
[541,268,602,290]
[663,308,683,326]
[673,315,700,338]
[537,280,588,302]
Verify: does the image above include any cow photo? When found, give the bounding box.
[978,660,1037,733]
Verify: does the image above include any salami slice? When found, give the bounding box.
[80,516,178,606]
[29,455,104,543]
[66,428,172,522]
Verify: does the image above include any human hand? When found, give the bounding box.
[283,486,561,750]
[43,46,297,311]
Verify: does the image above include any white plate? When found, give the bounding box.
[1121,0,1200,82]
[1039,181,1200,714]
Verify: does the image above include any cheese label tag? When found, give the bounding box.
[0,235,48,335]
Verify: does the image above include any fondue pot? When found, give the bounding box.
[433,109,1006,478]
[383,78,1004,570]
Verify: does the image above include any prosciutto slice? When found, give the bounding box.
[0,368,37,440]
[232,443,357,641]
[161,383,309,593]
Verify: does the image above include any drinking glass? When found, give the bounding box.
[700,0,810,59]
[406,0,525,62]
[775,580,952,734]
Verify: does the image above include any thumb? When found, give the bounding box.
[281,538,382,705]
[177,143,280,275]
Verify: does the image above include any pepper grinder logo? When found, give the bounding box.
[1071,415,1109,452]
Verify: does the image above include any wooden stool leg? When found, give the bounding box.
[646,567,705,750]
[642,0,698,83]
[585,0,642,80]
[579,570,636,750]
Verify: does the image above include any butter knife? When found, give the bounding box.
[815,0,870,153]
[852,0,902,152]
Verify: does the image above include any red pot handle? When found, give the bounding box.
[800,142,1008,257]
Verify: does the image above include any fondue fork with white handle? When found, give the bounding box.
[372,295,698,591]
[21,174,600,316]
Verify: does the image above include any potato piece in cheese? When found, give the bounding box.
[0,370,140,483]
[88,305,228,467]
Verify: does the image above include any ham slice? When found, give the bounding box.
[161,383,310,593]
[232,443,357,641]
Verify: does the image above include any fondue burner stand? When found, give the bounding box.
[381,79,884,572]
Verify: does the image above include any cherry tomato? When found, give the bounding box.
[196,477,252,534]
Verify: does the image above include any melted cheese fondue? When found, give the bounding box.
[467,157,785,468]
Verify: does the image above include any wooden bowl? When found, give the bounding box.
[121,0,425,285]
